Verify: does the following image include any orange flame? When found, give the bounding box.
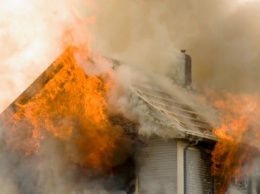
[4,47,122,172]
[209,91,260,194]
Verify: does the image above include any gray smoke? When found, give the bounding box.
[89,0,260,93]
[0,0,92,112]
[88,1,260,193]
[0,0,134,193]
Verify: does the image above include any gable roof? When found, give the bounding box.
[130,81,217,141]
[0,47,77,124]
[0,48,216,142]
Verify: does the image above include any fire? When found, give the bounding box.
[0,0,136,192]
[0,0,96,112]
[209,91,260,194]
[3,47,122,171]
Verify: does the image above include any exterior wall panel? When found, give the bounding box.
[138,138,177,194]
[184,148,214,194]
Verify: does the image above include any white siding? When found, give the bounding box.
[185,149,203,194]
[184,148,214,194]
[138,138,177,194]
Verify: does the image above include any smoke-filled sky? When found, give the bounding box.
[89,0,260,93]
[1,0,260,111]
[0,0,92,112]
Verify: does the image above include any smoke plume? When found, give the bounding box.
[0,0,92,112]
[87,1,260,193]
[89,0,260,93]
[0,0,135,193]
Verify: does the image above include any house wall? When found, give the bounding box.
[136,137,178,194]
[184,145,214,194]
[136,138,214,194]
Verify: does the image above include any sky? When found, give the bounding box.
[1,0,260,111]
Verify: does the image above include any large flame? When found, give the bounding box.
[0,1,138,192]
[209,91,260,194]
[2,47,122,172]
[0,0,95,112]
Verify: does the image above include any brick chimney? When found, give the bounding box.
[181,50,192,87]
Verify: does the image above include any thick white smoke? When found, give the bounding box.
[0,1,128,194]
[89,0,260,93]
[0,0,92,112]
[88,1,260,193]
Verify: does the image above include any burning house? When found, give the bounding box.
[130,51,217,194]
[0,47,138,193]
[128,51,259,194]
[0,46,258,194]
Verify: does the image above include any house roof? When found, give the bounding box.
[0,47,217,142]
[130,81,217,141]
[0,47,76,124]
